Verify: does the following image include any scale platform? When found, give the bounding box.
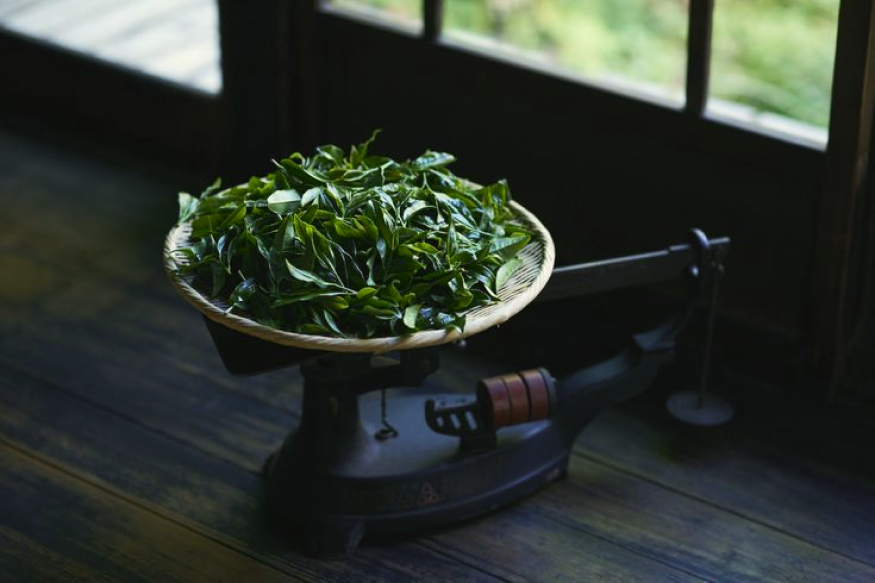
[166,212,729,556]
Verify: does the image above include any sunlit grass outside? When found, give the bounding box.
[710,0,839,129]
[444,0,688,104]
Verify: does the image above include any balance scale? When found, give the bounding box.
[166,208,729,557]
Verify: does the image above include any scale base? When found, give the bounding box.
[262,392,573,557]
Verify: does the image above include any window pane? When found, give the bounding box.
[327,0,422,30]
[0,0,222,94]
[444,0,688,104]
[709,0,840,143]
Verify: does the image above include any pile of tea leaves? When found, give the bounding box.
[171,132,531,338]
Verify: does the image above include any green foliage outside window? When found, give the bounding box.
[332,0,839,129]
[445,0,688,99]
[711,0,838,128]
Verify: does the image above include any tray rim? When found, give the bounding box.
[163,199,554,354]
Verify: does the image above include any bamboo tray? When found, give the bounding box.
[164,200,554,354]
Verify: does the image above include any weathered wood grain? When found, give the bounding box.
[0,441,294,583]
[544,456,875,582]
[0,368,513,582]
[575,405,875,566]
[3,256,873,581]
[420,508,700,583]
[0,329,293,473]
[4,245,874,577]
[0,525,112,583]
[0,132,694,578]
[3,127,875,581]
[0,349,690,582]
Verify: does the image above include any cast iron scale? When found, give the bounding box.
[167,218,729,557]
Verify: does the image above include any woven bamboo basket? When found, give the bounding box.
[164,200,554,354]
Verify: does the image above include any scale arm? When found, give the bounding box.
[426,229,728,449]
[537,235,730,302]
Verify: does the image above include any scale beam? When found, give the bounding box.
[537,236,730,302]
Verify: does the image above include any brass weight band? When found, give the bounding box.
[501,373,530,425]
[521,369,551,421]
[479,376,511,429]
[478,368,555,429]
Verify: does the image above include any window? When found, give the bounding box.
[0,0,223,94]
[443,1,688,106]
[708,0,840,144]
[327,0,841,146]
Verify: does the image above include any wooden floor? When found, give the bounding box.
[1,126,875,581]
[0,0,221,93]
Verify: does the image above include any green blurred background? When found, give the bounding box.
[332,0,840,131]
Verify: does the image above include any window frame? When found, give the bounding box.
[320,0,830,151]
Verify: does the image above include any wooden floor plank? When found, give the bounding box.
[575,405,875,566]
[3,282,872,581]
[0,525,114,583]
[0,367,510,582]
[0,441,293,583]
[420,509,700,583]
[4,248,873,577]
[543,456,875,582]
[4,127,875,580]
[0,351,691,582]
[0,319,295,472]
[0,141,695,579]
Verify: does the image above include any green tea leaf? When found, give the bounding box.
[271,289,347,307]
[495,257,523,292]
[267,189,301,215]
[178,192,199,223]
[333,219,363,239]
[411,151,456,171]
[285,260,335,289]
[228,277,258,308]
[490,234,530,256]
[301,187,322,208]
[403,304,421,329]
[350,129,381,167]
[321,309,345,336]
[357,287,377,300]
[219,205,246,230]
[173,131,533,338]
